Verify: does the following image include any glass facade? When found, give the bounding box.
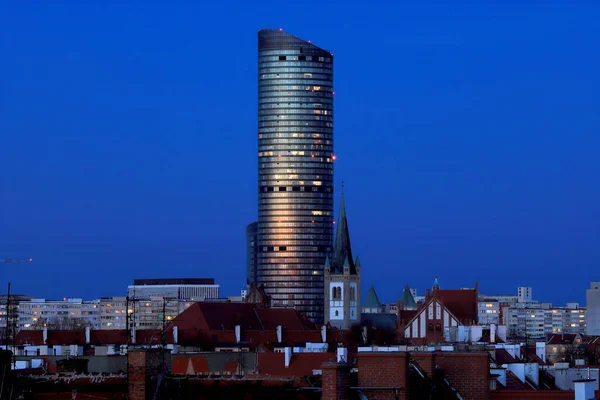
[246,221,258,285]
[257,29,334,322]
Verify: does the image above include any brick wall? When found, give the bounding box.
[128,349,163,400]
[410,353,436,377]
[436,352,489,400]
[358,352,408,400]
[321,362,351,400]
[356,352,489,400]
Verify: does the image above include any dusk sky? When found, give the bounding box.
[1,1,599,305]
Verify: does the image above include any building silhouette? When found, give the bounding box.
[257,29,335,322]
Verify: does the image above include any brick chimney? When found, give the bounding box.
[128,348,163,400]
[321,362,351,400]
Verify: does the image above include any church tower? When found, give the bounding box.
[324,186,361,329]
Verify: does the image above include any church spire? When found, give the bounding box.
[332,183,355,274]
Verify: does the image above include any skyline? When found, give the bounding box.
[1,2,599,306]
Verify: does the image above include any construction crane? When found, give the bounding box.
[0,258,33,263]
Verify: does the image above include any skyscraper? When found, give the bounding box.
[257,29,334,322]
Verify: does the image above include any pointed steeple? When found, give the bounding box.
[401,284,417,308]
[343,255,351,268]
[354,255,361,269]
[363,285,381,308]
[332,183,355,274]
[324,254,331,268]
[433,277,440,291]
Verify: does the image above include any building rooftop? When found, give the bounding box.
[363,286,382,308]
[132,278,215,286]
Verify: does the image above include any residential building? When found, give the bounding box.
[0,294,31,344]
[478,299,500,326]
[98,297,128,330]
[245,222,258,286]
[507,303,586,339]
[518,287,533,303]
[127,278,219,301]
[507,305,545,339]
[256,29,335,323]
[18,298,100,330]
[99,296,199,330]
[587,282,600,335]
[324,189,360,329]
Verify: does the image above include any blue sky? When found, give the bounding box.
[1,1,599,305]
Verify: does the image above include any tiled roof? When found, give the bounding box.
[398,310,418,324]
[15,330,43,345]
[173,302,262,331]
[401,284,416,308]
[256,352,335,378]
[90,330,128,345]
[363,286,381,307]
[494,348,518,364]
[546,333,578,345]
[435,289,477,324]
[503,370,533,391]
[254,308,315,330]
[15,329,170,346]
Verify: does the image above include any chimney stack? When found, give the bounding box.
[131,327,136,344]
[43,326,48,344]
[337,347,348,363]
[284,347,292,367]
[85,326,91,344]
[235,325,241,343]
[490,324,496,343]
[173,326,178,344]
[277,325,282,343]
[362,326,368,345]
[321,325,326,343]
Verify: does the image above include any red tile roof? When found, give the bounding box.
[15,330,43,345]
[435,289,477,324]
[254,308,315,330]
[174,303,262,331]
[90,330,128,345]
[503,370,533,391]
[172,355,209,375]
[494,348,518,364]
[255,352,336,378]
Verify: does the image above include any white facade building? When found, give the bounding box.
[517,287,533,303]
[478,300,500,325]
[586,282,600,335]
[18,298,100,330]
[128,278,219,301]
[507,303,586,338]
